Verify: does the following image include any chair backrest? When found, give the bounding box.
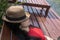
[8,0,50,17]
[0,23,11,40]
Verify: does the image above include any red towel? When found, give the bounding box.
[28,25,46,40]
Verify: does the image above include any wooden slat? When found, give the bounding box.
[48,14,60,40]
[1,23,11,40]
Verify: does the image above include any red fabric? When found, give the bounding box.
[28,26,46,40]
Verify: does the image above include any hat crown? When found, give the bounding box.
[2,6,30,23]
[6,6,25,18]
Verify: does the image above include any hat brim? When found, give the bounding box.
[2,12,30,23]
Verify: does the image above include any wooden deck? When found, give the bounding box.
[0,0,60,40]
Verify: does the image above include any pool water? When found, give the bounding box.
[46,0,60,16]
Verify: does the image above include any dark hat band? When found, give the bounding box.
[6,15,26,21]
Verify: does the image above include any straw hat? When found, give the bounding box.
[2,6,30,23]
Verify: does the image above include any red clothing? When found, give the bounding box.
[28,25,46,40]
[12,25,46,40]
